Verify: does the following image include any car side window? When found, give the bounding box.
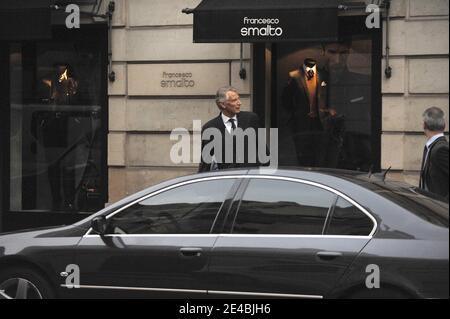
[326,197,374,236]
[232,179,335,235]
[107,179,236,235]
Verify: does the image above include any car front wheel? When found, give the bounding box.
[0,267,55,299]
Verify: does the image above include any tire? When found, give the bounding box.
[0,266,55,299]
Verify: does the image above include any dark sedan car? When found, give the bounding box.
[0,169,448,299]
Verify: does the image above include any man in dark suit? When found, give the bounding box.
[419,107,449,200]
[199,86,262,172]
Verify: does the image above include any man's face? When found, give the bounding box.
[325,43,350,71]
[221,91,241,116]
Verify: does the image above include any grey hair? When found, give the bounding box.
[215,86,238,108]
[423,107,446,132]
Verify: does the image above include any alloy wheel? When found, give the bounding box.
[0,278,43,299]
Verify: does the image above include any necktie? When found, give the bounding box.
[228,119,236,131]
[306,69,315,80]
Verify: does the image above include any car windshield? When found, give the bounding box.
[369,181,449,228]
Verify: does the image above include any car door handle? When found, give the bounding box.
[316,251,343,261]
[180,248,203,257]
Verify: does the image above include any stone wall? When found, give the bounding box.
[107,0,449,203]
[107,0,252,202]
[381,0,449,185]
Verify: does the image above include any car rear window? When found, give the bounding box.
[370,182,449,228]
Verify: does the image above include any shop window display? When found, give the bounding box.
[278,38,372,171]
[9,41,104,213]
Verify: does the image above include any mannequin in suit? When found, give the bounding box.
[199,86,262,172]
[282,58,328,166]
[283,58,327,130]
[419,107,449,200]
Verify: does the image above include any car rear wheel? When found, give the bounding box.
[0,267,55,299]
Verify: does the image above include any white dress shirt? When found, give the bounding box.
[221,113,238,134]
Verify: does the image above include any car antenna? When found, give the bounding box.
[382,166,392,182]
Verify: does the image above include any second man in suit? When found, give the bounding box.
[419,107,449,200]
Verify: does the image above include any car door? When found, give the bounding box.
[71,177,240,298]
[208,176,375,299]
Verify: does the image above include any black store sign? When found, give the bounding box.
[192,1,339,43]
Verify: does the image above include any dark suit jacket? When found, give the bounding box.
[420,136,449,199]
[282,68,327,132]
[198,111,263,172]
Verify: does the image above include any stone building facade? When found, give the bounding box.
[381,0,449,184]
[108,0,449,202]
[0,0,448,232]
[106,0,448,203]
[107,0,252,202]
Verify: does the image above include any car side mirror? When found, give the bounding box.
[91,216,108,235]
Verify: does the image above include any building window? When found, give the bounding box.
[9,37,105,213]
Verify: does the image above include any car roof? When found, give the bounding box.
[187,168,449,232]
[75,167,448,237]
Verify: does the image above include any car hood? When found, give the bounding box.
[0,225,87,245]
[0,226,63,237]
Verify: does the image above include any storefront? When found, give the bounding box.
[0,0,110,231]
[1,0,448,232]
[186,0,383,171]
